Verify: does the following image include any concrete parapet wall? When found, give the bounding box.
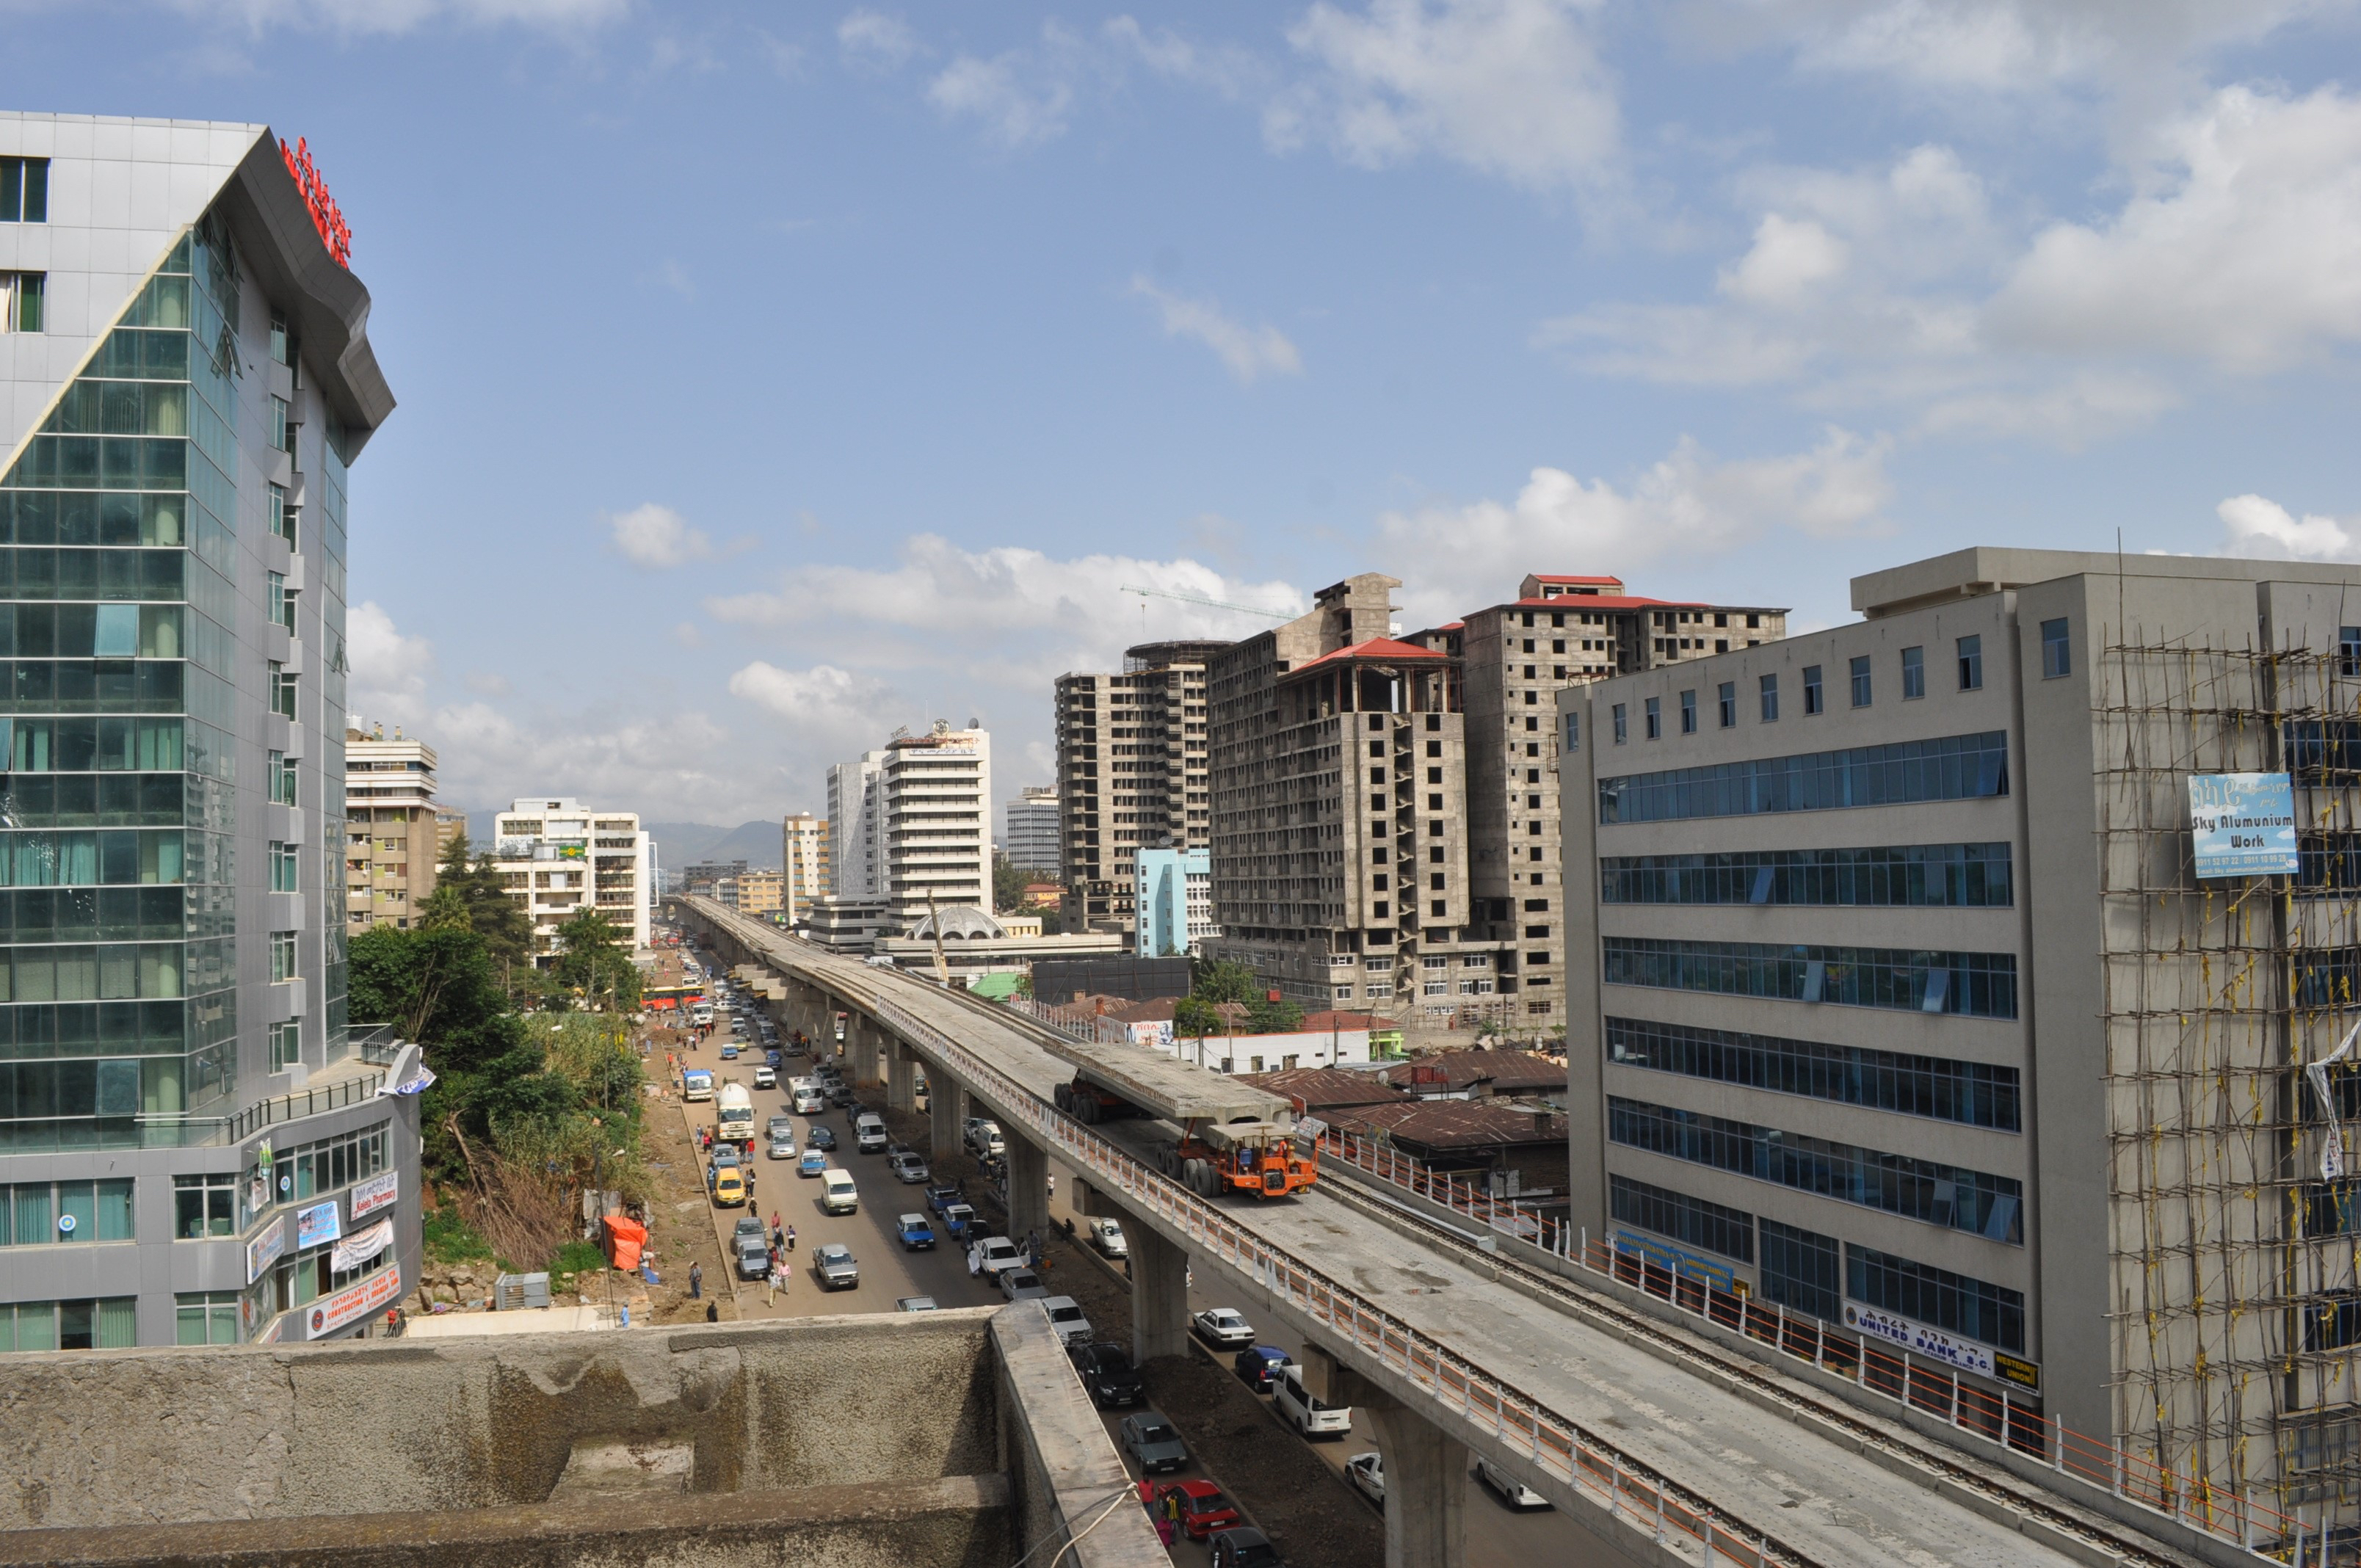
[0,1311,1001,1532]
[990,1302,1166,1568]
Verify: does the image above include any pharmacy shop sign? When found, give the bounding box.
[1843,1302,1999,1380]
[2189,773,2299,878]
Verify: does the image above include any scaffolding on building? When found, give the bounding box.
[2098,634,2361,1563]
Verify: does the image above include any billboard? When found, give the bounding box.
[306,1263,402,1339]
[2188,772,2299,878]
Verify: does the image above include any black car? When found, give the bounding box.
[1209,1528,1283,1568]
[806,1125,837,1151]
[1069,1343,1144,1409]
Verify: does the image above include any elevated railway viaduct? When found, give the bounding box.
[683,898,2259,1568]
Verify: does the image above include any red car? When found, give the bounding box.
[1159,1480,1242,1541]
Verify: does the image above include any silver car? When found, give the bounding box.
[889,1150,930,1184]
[813,1243,859,1291]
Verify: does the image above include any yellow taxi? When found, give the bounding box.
[712,1165,747,1207]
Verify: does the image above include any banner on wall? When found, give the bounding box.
[349,1169,399,1222]
[306,1263,402,1340]
[2188,772,2299,877]
[1840,1301,2023,1383]
[294,1199,341,1251]
[245,1216,286,1285]
[330,1218,394,1274]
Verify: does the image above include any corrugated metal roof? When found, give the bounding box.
[1383,1050,1566,1095]
[1329,1099,1567,1151]
[1238,1067,1409,1112]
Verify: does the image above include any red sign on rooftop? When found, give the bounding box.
[279,137,352,269]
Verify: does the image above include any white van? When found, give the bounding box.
[1273,1366,1353,1439]
[821,1169,859,1215]
[854,1113,888,1153]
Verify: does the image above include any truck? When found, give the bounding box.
[1150,1119,1317,1200]
[1053,1076,1139,1125]
[715,1082,755,1152]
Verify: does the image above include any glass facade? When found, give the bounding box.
[1601,936,2018,1018]
[0,228,241,1152]
[1849,1244,2025,1352]
[1607,1095,2024,1241]
[1599,843,2012,908]
[1597,732,2009,824]
[1610,1173,1754,1262]
[1605,1016,2021,1130]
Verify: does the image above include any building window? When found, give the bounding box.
[267,662,297,719]
[270,750,299,806]
[1802,665,1823,716]
[1,1298,137,1353]
[1612,703,1627,744]
[271,482,296,546]
[269,1019,301,1070]
[270,841,300,893]
[1956,634,1982,691]
[1599,843,2012,909]
[1561,712,1579,754]
[1601,935,2017,1018]
[2041,617,2071,678]
[1,157,51,222]
[270,931,297,983]
[1597,731,2009,824]
[283,1125,389,1202]
[1759,1220,1841,1322]
[0,1179,137,1245]
[1679,691,1697,734]
[2342,626,2361,678]
[1604,1015,2020,1130]
[267,572,295,633]
[1717,681,1736,728]
[1849,655,1871,708]
[1609,1097,2025,1244]
[1644,697,1661,741]
[269,396,291,452]
[176,1291,242,1346]
[269,309,289,366]
[1758,674,1778,722]
[1900,646,1924,700]
[1609,1175,1753,1262]
[1849,1244,2025,1352]
[174,1174,236,1239]
[2,272,43,333]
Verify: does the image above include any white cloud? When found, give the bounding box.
[608,503,713,569]
[347,600,435,729]
[728,662,896,758]
[1103,16,1267,98]
[1267,0,1622,197]
[1372,429,1893,625]
[1719,214,1849,307]
[170,0,624,34]
[706,534,1303,685]
[838,7,918,71]
[1694,0,2345,95]
[2218,493,2361,562]
[927,38,1078,150]
[1129,277,1305,383]
[1987,86,2361,373]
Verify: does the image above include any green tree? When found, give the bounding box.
[1175,995,1225,1039]
[1182,957,1302,1035]
[993,854,1031,915]
[551,907,643,1012]
[426,830,537,975]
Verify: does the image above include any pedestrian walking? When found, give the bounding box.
[689,1262,703,1300]
[766,1260,781,1306]
[786,1223,797,1252]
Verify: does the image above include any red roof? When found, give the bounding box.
[1531,575,1625,585]
[1290,637,1453,673]
[1297,1010,1385,1031]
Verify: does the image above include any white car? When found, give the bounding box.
[1345,1452,1384,1506]
[1087,1218,1128,1260]
[1273,1365,1352,1438]
[1040,1294,1092,1348]
[1472,1458,1553,1510]
[752,1065,776,1089]
[1192,1307,1255,1347]
[970,1235,1023,1279]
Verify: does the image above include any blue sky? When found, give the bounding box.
[10,0,2361,828]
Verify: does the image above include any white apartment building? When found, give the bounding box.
[781,812,830,921]
[490,799,650,955]
[827,752,886,898]
[882,722,992,933]
[343,727,440,932]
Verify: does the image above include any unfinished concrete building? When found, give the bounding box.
[1053,641,1219,933]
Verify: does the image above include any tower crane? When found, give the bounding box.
[1119,583,1294,620]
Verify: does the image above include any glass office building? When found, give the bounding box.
[0,114,413,1349]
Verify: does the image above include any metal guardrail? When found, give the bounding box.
[1313,1128,2299,1565]
[867,993,1802,1568]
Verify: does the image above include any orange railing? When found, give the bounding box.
[1313,1126,2304,1564]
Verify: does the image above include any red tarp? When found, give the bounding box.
[601,1214,647,1271]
